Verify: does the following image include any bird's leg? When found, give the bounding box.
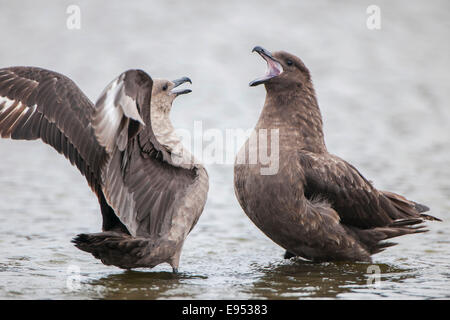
[169,245,183,274]
[284,250,296,259]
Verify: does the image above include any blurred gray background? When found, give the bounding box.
[0,0,449,299]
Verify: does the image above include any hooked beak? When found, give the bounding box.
[171,77,192,95]
[249,46,283,87]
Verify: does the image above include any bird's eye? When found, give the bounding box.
[286,60,293,66]
[162,84,168,91]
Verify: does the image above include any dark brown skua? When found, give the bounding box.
[234,46,440,262]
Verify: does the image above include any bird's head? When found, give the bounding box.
[151,77,192,112]
[249,46,312,92]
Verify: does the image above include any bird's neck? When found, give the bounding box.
[149,109,197,169]
[257,86,327,153]
[150,109,181,152]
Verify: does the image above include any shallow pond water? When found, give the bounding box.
[0,0,449,299]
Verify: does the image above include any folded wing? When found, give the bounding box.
[299,152,430,228]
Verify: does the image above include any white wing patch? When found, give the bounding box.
[115,82,144,124]
[92,74,145,153]
[0,95,37,138]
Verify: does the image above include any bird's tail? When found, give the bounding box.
[350,191,442,256]
[72,232,152,269]
[381,190,441,221]
[351,218,428,255]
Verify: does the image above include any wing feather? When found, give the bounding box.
[0,67,208,239]
[0,66,106,192]
[92,72,145,153]
[299,152,416,228]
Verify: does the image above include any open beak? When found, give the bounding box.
[171,77,192,95]
[249,46,283,87]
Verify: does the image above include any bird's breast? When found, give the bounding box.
[234,151,303,224]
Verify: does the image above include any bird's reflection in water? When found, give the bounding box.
[84,270,207,300]
[247,258,414,299]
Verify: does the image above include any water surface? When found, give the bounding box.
[0,0,449,299]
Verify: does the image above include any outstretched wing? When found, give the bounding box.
[92,70,145,153]
[299,152,422,228]
[0,66,106,191]
[93,71,203,238]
